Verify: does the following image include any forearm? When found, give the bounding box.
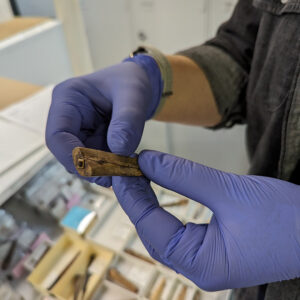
[154,55,221,127]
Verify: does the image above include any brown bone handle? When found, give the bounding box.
[124,248,155,265]
[161,198,189,208]
[72,147,143,177]
[108,268,139,293]
[176,285,187,300]
[150,277,166,300]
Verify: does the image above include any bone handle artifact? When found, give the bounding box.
[72,147,143,177]
[108,268,139,293]
[150,277,166,300]
[161,198,189,208]
[124,248,155,265]
[176,285,187,300]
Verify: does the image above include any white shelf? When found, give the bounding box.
[0,86,54,206]
[0,19,73,85]
[0,146,52,206]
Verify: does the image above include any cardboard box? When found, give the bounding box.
[0,77,41,110]
[0,17,49,41]
[27,232,114,300]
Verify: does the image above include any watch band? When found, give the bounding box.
[130,46,173,99]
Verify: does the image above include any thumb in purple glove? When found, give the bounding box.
[113,150,300,291]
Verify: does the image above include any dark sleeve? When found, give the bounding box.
[177,0,262,128]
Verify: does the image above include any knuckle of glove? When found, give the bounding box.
[52,77,87,103]
[52,78,76,97]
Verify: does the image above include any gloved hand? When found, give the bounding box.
[113,150,300,291]
[46,56,162,187]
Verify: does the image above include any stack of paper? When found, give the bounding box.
[0,86,53,205]
[0,119,43,175]
[0,85,53,134]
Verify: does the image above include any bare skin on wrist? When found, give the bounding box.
[154,55,221,127]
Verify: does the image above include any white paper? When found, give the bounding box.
[0,119,43,175]
[118,259,153,290]
[92,280,137,300]
[127,234,150,257]
[0,85,53,135]
[87,206,133,252]
[0,146,51,206]
[159,192,188,219]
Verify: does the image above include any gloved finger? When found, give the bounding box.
[46,81,112,187]
[112,176,207,271]
[138,150,237,213]
[112,176,182,263]
[107,62,151,156]
[112,176,159,225]
[139,237,167,266]
[46,101,84,174]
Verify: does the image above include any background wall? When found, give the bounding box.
[15,0,56,17]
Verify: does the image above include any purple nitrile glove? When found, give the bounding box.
[45,56,163,187]
[112,150,300,291]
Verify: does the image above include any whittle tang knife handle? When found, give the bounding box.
[72,147,143,177]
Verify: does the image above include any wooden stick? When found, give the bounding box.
[81,254,96,300]
[161,198,189,208]
[124,248,155,265]
[108,268,138,293]
[48,251,81,290]
[1,240,17,270]
[73,274,84,300]
[72,147,143,177]
[150,277,166,300]
[72,254,95,300]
